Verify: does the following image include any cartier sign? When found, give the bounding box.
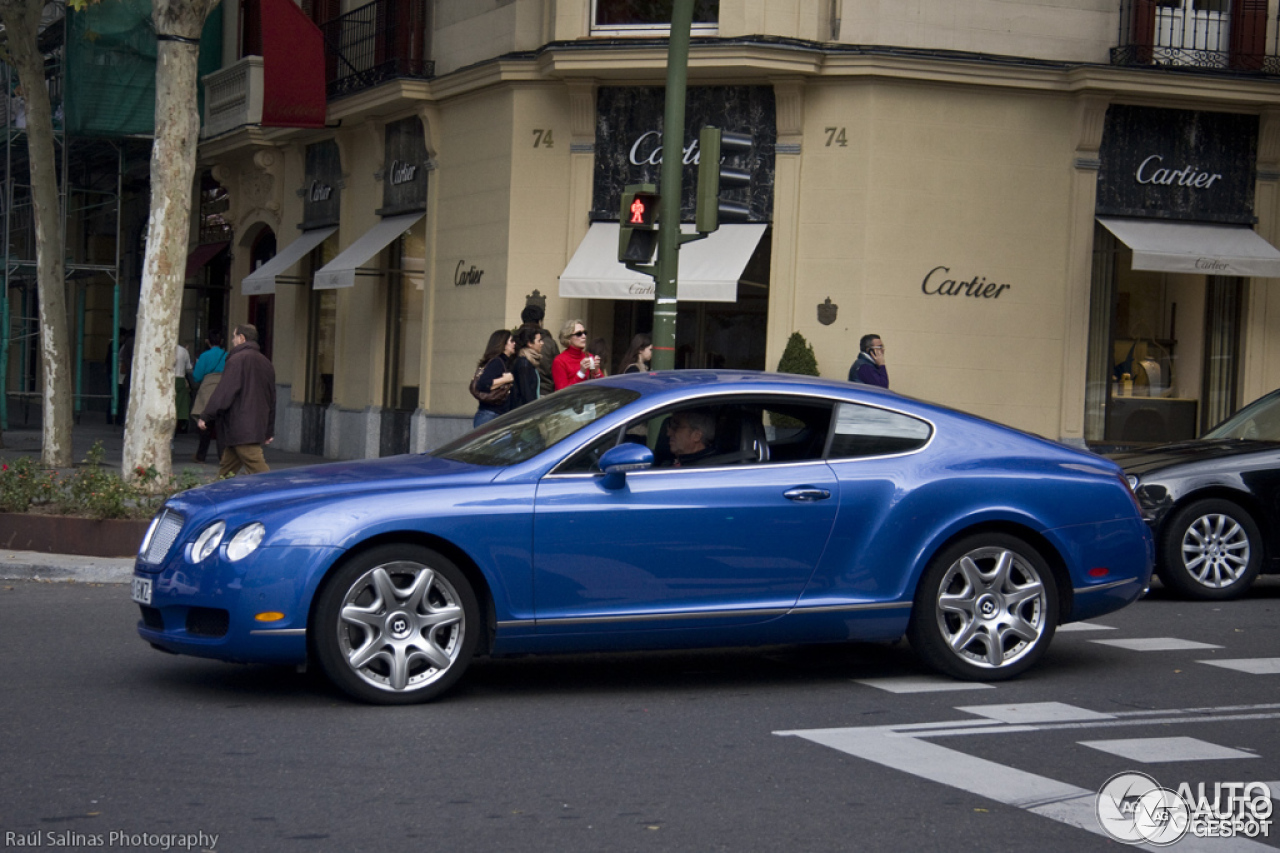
[381,117,428,216]
[921,266,1011,300]
[593,86,776,223]
[301,139,341,230]
[1097,105,1257,225]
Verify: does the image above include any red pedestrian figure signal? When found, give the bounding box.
[628,193,657,227]
[630,197,648,224]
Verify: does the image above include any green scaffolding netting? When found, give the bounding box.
[64,0,223,137]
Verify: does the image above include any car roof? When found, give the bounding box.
[593,369,892,397]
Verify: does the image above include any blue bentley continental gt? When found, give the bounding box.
[132,372,1153,704]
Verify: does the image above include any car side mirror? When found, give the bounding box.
[599,443,654,488]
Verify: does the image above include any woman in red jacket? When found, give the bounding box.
[552,319,603,390]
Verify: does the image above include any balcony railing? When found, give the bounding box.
[1112,0,1280,74]
[321,0,433,100]
[201,57,263,138]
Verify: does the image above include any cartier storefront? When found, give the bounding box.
[1084,105,1280,448]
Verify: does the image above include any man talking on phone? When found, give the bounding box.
[848,333,888,388]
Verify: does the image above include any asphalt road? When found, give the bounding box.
[2,577,1278,852]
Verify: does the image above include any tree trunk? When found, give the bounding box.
[121,0,218,486]
[0,0,75,466]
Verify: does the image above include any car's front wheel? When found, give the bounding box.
[1159,499,1262,601]
[313,544,480,704]
[908,534,1058,681]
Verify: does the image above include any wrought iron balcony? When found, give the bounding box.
[321,0,433,99]
[1111,0,1280,74]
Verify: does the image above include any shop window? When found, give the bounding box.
[383,230,425,412]
[306,236,339,407]
[1084,223,1243,447]
[593,0,719,34]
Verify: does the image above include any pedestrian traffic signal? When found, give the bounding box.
[618,183,660,263]
[696,126,752,234]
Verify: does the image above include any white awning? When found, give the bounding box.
[1098,216,1280,278]
[313,212,424,290]
[559,222,768,302]
[241,226,336,296]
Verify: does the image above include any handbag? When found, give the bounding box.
[192,352,227,414]
[469,361,511,406]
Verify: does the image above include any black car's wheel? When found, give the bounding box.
[313,544,480,705]
[1159,499,1262,601]
[908,534,1058,681]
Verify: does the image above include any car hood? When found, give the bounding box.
[1112,439,1277,475]
[169,454,498,516]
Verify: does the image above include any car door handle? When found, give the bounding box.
[784,487,831,502]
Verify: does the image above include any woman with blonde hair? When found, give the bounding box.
[552,318,603,390]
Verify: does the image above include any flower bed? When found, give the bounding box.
[0,442,208,521]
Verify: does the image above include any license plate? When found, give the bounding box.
[131,576,152,606]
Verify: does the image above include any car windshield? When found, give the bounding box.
[433,385,641,466]
[1203,391,1280,441]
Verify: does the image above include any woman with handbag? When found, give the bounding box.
[471,329,515,428]
[190,330,227,462]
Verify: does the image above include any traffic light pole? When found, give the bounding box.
[650,0,694,372]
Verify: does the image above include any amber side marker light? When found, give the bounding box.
[255,612,286,622]
[1088,568,1110,578]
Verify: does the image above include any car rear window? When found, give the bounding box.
[828,402,932,459]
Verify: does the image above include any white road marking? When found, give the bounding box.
[1092,637,1225,651]
[1079,736,1260,763]
[853,675,994,693]
[1199,658,1280,675]
[777,704,1279,850]
[1057,621,1117,632]
[954,702,1117,724]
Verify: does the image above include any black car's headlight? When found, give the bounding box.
[226,523,266,562]
[1126,474,1140,491]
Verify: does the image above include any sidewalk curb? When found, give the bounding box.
[0,551,134,584]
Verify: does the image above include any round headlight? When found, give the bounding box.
[1126,474,1140,491]
[226,523,266,562]
[192,520,226,562]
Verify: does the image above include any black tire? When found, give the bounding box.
[908,533,1058,681]
[1158,499,1262,601]
[312,544,480,705]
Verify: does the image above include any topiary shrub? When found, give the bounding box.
[777,331,819,376]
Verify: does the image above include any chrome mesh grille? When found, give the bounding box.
[140,508,185,564]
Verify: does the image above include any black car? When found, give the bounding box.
[1115,389,1280,600]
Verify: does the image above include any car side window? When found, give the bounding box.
[828,402,931,459]
[557,397,836,474]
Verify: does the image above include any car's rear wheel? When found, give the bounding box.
[1159,499,1262,600]
[908,534,1058,681]
[313,544,479,705]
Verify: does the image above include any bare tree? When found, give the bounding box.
[120,0,217,484]
[0,0,74,465]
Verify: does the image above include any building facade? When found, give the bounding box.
[194,0,1280,458]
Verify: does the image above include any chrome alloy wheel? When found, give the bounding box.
[1180,512,1251,589]
[934,545,1048,669]
[336,561,466,693]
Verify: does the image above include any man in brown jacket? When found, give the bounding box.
[196,324,276,477]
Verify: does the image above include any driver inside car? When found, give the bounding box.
[661,410,718,467]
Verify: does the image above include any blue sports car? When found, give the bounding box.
[132,371,1152,704]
